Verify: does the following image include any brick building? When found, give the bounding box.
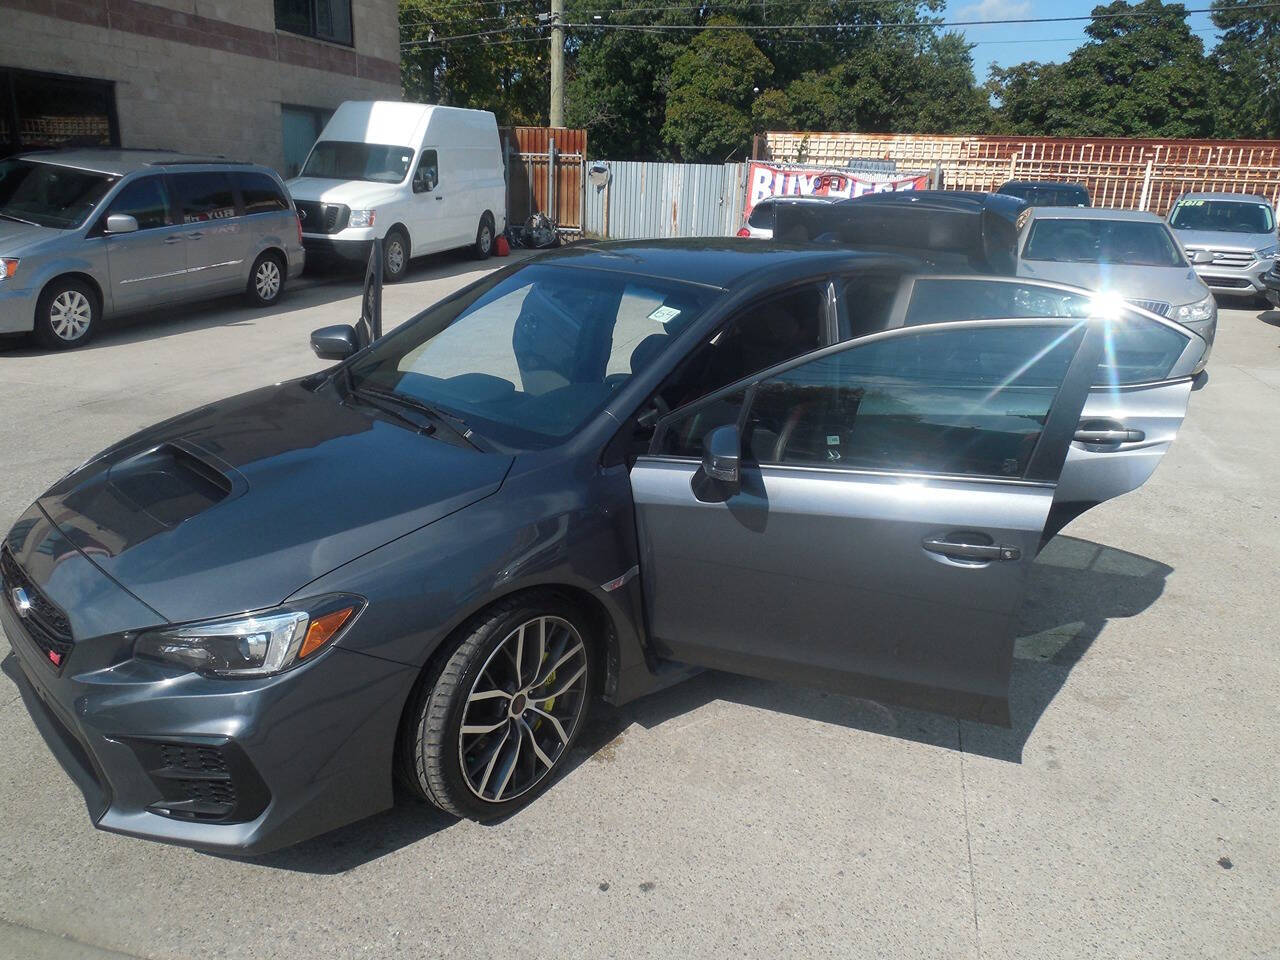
[0,0,402,176]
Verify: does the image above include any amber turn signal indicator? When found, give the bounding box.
[299,606,356,660]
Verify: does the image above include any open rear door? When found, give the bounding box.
[355,238,384,349]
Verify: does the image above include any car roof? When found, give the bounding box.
[13,148,256,175]
[1175,191,1271,203]
[535,238,902,288]
[1025,206,1165,222]
[756,195,834,205]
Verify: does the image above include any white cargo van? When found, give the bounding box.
[286,101,506,281]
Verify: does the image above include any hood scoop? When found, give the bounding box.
[105,442,241,529]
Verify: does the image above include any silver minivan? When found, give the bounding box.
[0,149,305,349]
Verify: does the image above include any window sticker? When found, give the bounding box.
[647,305,681,325]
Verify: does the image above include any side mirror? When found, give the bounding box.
[1191,249,1215,265]
[310,324,359,361]
[105,214,139,234]
[702,424,741,484]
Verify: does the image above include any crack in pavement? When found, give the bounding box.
[0,916,157,960]
[957,721,984,960]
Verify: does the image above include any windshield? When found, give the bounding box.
[1022,219,1186,267]
[347,263,720,448]
[1001,184,1088,207]
[0,159,116,229]
[1169,199,1276,234]
[300,141,415,183]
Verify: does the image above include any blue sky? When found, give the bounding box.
[947,0,1224,81]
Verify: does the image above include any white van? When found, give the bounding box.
[286,101,506,281]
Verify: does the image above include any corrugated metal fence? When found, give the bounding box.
[583,161,746,240]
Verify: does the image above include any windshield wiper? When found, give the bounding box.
[349,382,482,450]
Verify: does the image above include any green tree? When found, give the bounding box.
[662,21,774,161]
[1211,0,1280,137]
[991,0,1219,137]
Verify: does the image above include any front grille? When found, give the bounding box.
[159,743,230,776]
[295,200,350,234]
[1190,249,1256,269]
[1,546,74,671]
[1200,275,1253,289]
[1128,299,1171,317]
[126,737,269,823]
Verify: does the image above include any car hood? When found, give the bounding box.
[1172,228,1275,252]
[0,218,73,256]
[284,177,404,208]
[1016,260,1208,305]
[35,381,513,624]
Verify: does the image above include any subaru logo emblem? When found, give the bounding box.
[11,587,30,618]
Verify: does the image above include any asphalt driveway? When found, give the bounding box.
[0,255,1275,960]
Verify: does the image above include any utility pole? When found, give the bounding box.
[549,0,564,127]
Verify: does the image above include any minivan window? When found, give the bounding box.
[105,176,170,230]
[0,159,115,229]
[173,172,237,223]
[1023,219,1185,267]
[235,171,289,214]
[1169,199,1275,234]
[301,141,415,184]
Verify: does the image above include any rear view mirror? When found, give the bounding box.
[311,324,358,361]
[1190,249,1215,265]
[105,214,139,234]
[702,424,741,484]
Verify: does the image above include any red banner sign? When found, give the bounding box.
[745,162,929,220]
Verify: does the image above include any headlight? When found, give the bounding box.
[0,258,18,281]
[134,596,362,677]
[1173,293,1215,324]
[1255,243,1279,260]
[348,209,376,228]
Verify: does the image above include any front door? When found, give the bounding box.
[168,171,244,292]
[101,174,187,312]
[630,318,1106,724]
[410,147,452,254]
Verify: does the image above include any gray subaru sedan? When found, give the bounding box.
[0,149,304,349]
[3,213,1206,853]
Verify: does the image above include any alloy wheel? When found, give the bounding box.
[479,225,492,253]
[255,259,281,301]
[457,615,589,803]
[49,290,92,341]
[386,239,405,275]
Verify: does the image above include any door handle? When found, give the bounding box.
[1074,426,1145,444]
[187,231,204,240]
[433,195,444,201]
[164,235,183,244]
[922,538,1021,562]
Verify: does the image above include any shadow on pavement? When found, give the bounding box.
[247,534,1169,873]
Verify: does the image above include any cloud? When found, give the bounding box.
[951,0,1034,20]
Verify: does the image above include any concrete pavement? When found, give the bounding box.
[0,256,1275,960]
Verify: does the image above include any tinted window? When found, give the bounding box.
[747,201,773,228]
[905,278,1093,325]
[1023,219,1185,267]
[173,172,236,223]
[235,171,288,214]
[106,176,169,229]
[1097,315,1191,385]
[1169,199,1275,234]
[1000,184,1089,207]
[275,0,352,45]
[349,264,717,448]
[660,325,1082,478]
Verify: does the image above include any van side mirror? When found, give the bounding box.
[702,424,741,484]
[311,324,359,361]
[105,214,139,234]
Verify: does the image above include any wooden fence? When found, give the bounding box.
[500,126,587,234]
[762,132,1280,215]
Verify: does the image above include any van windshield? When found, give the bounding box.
[0,159,116,229]
[301,142,415,184]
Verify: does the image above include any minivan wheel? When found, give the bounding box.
[472,215,494,260]
[246,252,285,307]
[383,229,409,282]
[400,593,596,820]
[34,278,98,349]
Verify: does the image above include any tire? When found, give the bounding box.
[399,592,597,821]
[245,251,286,307]
[383,229,410,283]
[472,214,495,260]
[34,277,98,350]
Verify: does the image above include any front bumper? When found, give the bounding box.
[0,281,38,334]
[2,582,418,855]
[301,235,374,265]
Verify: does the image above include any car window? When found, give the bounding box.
[106,176,170,230]
[1169,199,1275,234]
[348,263,717,448]
[904,278,1093,325]
[1023,219,1185,267]
[0,158,115,229]
[656,324,1083,479]
[172,172,237,223]
[413,150,439,192]
[746,202,773,229]
[1097,314,1191,385]
[235,172,288,214]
